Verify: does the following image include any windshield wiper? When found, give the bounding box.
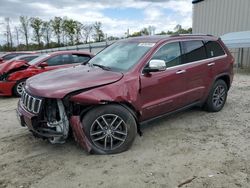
[92,63,111,71]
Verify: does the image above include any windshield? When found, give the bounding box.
[28,54,50,65]
[88,41,155,71]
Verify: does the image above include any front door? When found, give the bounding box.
[139,42,188,121]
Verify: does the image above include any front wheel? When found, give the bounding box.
[13,80,26,97]
[82,104,137,154]
[204,79,228,112]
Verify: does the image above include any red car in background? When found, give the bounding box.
[3,54,40,65]
[0,51,93,96]
[0,52,36,64]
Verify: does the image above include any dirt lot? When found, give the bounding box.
[0,73,249,188]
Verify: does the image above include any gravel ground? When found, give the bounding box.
[0,73,249,188]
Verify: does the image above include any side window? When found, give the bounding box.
[183,40,206,63]
[152,42,182,68]
[3,54,19,60]
[21,56,38,62]
[71,54,91,64]
[204,41,225,58]
[46,54,71,66]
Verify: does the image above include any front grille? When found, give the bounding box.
[21,90,42,114]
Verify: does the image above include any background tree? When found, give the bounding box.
[14,26,20,50]
[62,18,77,45]
[42,21,52,48]
[75,21,83,44]
[82,24,93,43]
[4,17,13,50]
[93,22,104,42]
[130,28,150,37]
[51,17,63,46]
[30,17,44,47]
[19,16,30,49]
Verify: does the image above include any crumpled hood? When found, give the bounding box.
[0,60,28,74]
[25,65,123,99]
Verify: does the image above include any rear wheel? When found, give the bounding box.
[82,104,137,154]
[204,79,228,112]
[13,80,26,97]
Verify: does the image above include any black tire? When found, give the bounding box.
[13,79,26,97]
[82,104,137,154]
[204,79,228,112]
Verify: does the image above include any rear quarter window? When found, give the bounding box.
[204,41,225,58]
[182,40,207,63]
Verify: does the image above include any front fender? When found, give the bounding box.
[69,75,141,113]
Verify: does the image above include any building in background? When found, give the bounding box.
[192,0,250,68]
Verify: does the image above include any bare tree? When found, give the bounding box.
[93,22,104,42]
[75,21,82,44]
[5,17,13,49]
[82,24,93,43]
[51,17,63,46]
[30,17,44,47]
[42,21,52,48]
[14,26,20,48]
[19,16,30,49]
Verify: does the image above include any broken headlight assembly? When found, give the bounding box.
[0,73,8,81]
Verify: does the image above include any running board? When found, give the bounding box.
[140,101,201,126]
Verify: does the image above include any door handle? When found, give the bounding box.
[207,62,215,67]
[176,70,186,74]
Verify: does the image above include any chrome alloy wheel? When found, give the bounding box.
[16,81,25,96]
[90,114,128,151]
[212,85,226,108]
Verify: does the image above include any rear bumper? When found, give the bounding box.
[0,81,16,96]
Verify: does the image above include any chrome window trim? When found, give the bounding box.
[141,39,227,75]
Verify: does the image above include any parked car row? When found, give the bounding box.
[0,51,37,64]
[1,35,234,154]
[0,51,93,96]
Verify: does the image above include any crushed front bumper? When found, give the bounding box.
[17,100,92,153]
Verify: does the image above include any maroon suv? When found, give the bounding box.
[17,35,234,154]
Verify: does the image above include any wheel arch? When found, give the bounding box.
[77,101,141,135]
[214,74,231,90]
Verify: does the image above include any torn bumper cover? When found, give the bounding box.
[70,116,92,153]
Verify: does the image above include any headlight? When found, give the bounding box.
[0,73,8,81]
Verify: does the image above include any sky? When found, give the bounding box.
[0,0,193,44]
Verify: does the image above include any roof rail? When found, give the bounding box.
[170,33,214,37]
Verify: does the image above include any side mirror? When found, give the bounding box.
[144,59,166,73]
[0,57,3,62]
[39,62,48,68]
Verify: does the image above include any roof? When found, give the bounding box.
[48,50,93,56]
[221,31,250,48]
[124,34,218,43]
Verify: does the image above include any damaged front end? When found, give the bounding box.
[18,90,92,152]
[20,91,69,143]
[45,99,69,144]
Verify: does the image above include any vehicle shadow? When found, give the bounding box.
[140,106,203,131]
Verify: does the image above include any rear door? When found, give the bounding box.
[140,42,188,121]
[181,40,213,105]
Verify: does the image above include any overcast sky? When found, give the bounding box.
[0,0,192,44]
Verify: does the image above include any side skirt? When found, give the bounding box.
[140,101,201,126]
